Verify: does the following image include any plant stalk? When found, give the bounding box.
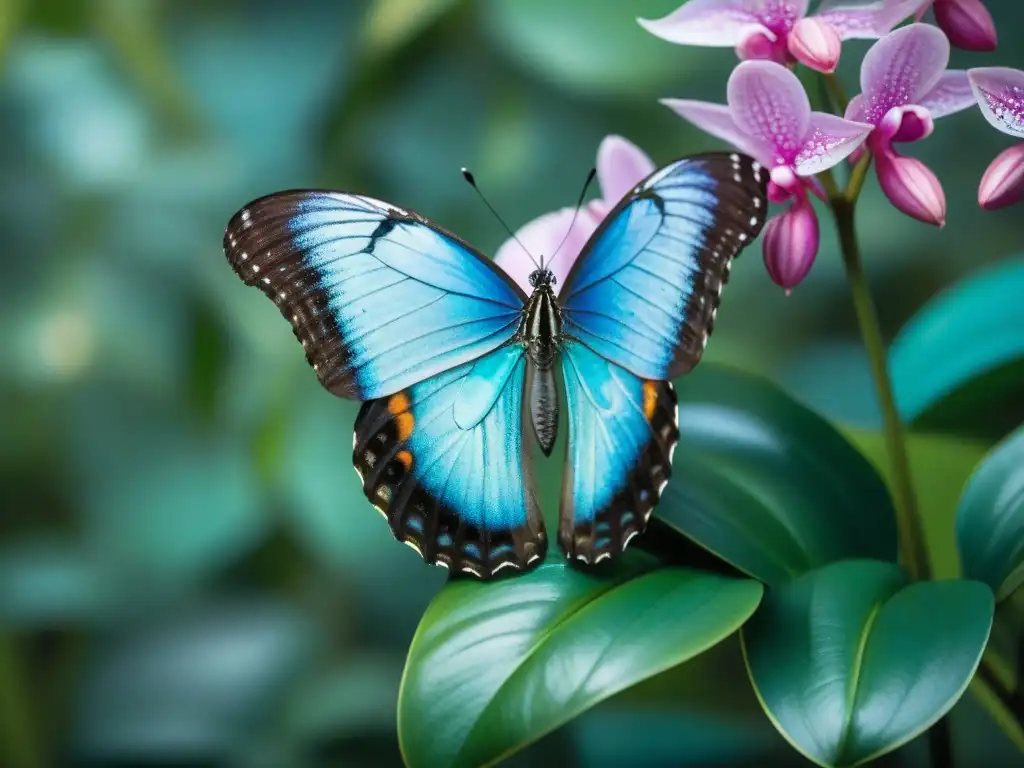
[829,196,930,582]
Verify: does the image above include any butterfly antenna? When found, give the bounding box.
[461,168,540,271]
[549,167,597,269]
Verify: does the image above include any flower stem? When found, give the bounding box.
[829,196,930,582]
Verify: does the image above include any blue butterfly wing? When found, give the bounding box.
[353,344,545,577]
[223,191,526,400]
[559,341,678,563]
[557,152,767,562]
[559,152,768,381]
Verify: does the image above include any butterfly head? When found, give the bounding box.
[528,268,556,288]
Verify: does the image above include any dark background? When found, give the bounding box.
[2,1,1023,766]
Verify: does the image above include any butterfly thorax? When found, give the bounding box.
[520,268,562,456]
[522,282,561,369]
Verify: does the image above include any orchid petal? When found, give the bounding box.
[794,111,874,175]
[845,93,868,123]
[727,60,811,164]
[661,98,774,165]
[917,69,976,119]
[637,0,767,46]
[968,67,1024,139]
[494,205,602,293]
[816,0,928,39]
[859,24,950,123]
[595,135,656,206]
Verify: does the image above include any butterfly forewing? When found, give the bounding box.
[223,191,526,400]
[560,152,768,380]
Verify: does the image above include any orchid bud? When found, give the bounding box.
[762,199,819,291]
[788,18,842,74]
[875,147,947,226]
[933,0,997,52]
[978,144,1024,211]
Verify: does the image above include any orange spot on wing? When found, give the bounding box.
[396,450,413,469]
[388,392,410,414]
[642,381,658,421]
[395,412,415,441]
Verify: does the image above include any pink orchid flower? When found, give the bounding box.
[494,135,654,294]
[845,23,975,226]
[664,60,872,290]
[916,0,996,52]
[639,0,927,74]
[968,67,1024,210]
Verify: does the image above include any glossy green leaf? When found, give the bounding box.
[743,559,994,767]
[398,558,763,768]
[890,258,1024,439]
[957,424,1024,600]
[659,365,897,586]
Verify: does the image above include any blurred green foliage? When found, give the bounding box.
[2,0,1024,766]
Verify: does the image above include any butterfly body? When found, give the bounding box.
[520,268,562,456]
[223,152,768,579]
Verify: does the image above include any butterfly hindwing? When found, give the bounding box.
[353,344,546,577]
[559,152,768,381]
[223,191,527,400]
[559,341,678,563]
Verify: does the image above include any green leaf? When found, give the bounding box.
[659,365,897,586]
[398,558,763,768]
[957,424,1024,600]
[890,258,1024,439]
[844,428,992,580]
[743,559,994,768]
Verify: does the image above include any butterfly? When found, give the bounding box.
[223,152,767,579]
